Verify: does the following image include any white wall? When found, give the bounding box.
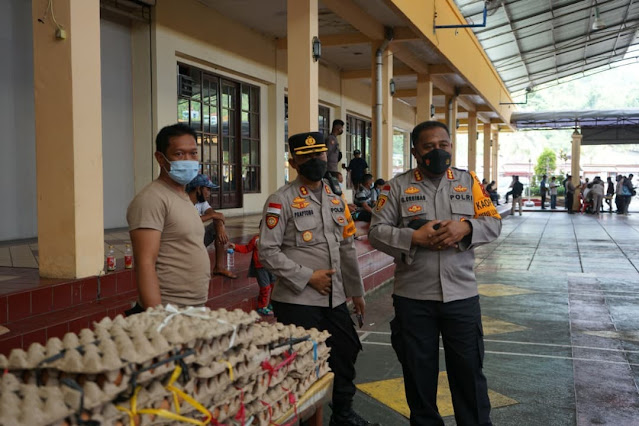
[0,0,36,241]
[100,18,134,229]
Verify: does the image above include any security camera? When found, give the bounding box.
[525,86,533,93]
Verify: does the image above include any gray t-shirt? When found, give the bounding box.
[326,134,340,172]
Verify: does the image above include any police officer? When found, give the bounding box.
[258,132,377,426]
[369,121,501,426]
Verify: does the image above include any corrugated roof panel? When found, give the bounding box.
[454,0,639,95]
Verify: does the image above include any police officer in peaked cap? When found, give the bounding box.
[258,132,379,426]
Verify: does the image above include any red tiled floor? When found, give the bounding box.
[0,296,6,324]
[7,291,31,322]
[22,328,47,349]
[52,283,73,310]
[79,278,99,303]
[46,322,69,340]
[100,274,117,298]
[31,287,53,316]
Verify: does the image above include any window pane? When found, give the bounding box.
[251,140,259,165]
[242,138,250,163]
[251,87,259,113]
[191,70,201,101]
[223,137,230,163]
[222,110,229,136]
[190,101,201,131]
[228,137,236,162]
[250,113,259,138]
[178,99,189,124]
[203,105,210,133]
[241,112,249,138]
[210,135,219,162]
[211,107,218,134]
[202,79,210,105]
[242,86,250,111]
[227,110,235,137]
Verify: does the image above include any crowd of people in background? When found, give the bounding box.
[480,172,636,216]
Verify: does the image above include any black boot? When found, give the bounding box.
[329,408,381,426]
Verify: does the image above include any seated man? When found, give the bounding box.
[353,174,376,222]
[486,180,500,205]
[186,174,237,278]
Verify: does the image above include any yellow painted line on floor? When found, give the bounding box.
[479,284,535,297]
[583,330,639,343]
[482,316,528,336]
[357,372,517,419]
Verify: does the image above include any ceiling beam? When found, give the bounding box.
[321,0,384,40]
[277,32,369,50]
[341,69,371,79]
[392,26,419,42]
[394,89,416,97]
[428,64,454,75]
[458,86,477,96]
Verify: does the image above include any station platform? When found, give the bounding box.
[3,210,639,424]
[352,211,639,425]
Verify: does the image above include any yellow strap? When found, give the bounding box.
[117,365,213,426]
[115,385,142,425]
[220,359,234,381]
[137,408,208,425]
[469,171,502,219]
[340,194,357,238]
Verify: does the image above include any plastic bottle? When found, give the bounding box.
[106,245,116,272]
[226,248,235,271]
[124,244,133,269]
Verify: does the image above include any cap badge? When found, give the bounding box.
[305,135,316,146]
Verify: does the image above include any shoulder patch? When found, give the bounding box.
[414,170,423,182]
[446,169,455,180]
[299,186,308,196]
[376,195,388,211]
[267,203,282,215]
[265,214,279,229]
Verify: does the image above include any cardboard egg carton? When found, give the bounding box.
[0,373,82,426]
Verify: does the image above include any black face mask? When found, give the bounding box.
[298,158,328,182]
[420,149,451,175]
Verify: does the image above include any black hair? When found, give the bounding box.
[411,121,450,146]
[362,174,374,183]
[156,123,197,155]
[332,119,345,128]
[374,178,385,187]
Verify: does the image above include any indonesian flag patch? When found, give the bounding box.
[266,202,282,215]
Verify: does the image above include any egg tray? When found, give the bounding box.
[0,307,332,426]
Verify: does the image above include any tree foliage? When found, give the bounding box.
[535,148,557,176]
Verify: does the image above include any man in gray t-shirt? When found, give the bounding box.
[326,119,344,177]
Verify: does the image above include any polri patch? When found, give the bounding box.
[292,200,310,209]
[266,214,279,229]
[376,195,388,211]
[331,199,341,205]
[405,186,420,194]
[454,185,468,192]
[407,205,422,213]
[302,230,313,242]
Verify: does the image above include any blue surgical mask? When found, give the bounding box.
[161,154,199,185]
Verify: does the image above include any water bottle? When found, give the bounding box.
[226,248,235,271]
[124,244,133,269]
[106,245,116,272]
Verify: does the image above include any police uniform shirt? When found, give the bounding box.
[258,178,364,307]
[368,167,502,303]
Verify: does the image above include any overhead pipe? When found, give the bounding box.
[375,27,394,178]
[435,1,488,29]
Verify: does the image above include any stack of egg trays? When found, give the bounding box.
[0,306,261,425]
[0,372,83,426]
